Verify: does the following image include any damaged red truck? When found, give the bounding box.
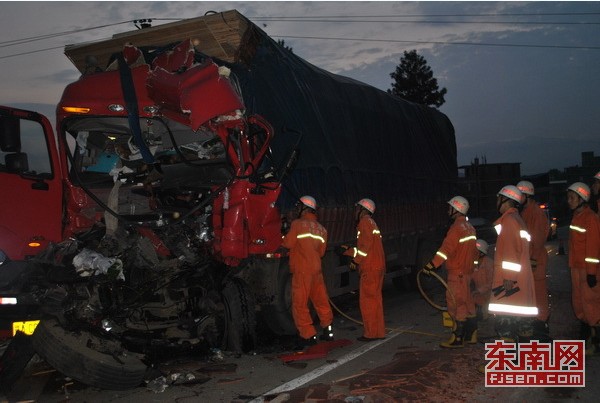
[0,11,457,390]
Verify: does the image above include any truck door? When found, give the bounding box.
[0,106,63,260]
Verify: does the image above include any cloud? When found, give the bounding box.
[34,69,81,86]
[1,1,598,179]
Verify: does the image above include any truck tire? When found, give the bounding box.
[221,279,257,353]
[260,262,297,336]
[31,319,147,390]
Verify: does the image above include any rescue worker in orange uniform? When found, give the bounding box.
[471,239,494,321]
[343,198,386,341]
[517,180,551,341]
[488,185,538,342]
[423,196,478,348]
[281,196,334,349]
[591,171,600,214]
[566,182,600,355]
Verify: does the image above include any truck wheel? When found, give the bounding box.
[31,319,147,390]
[222,279,257,353]
[260,262,297,336]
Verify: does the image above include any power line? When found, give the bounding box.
[252,18,600,26]
[0,18,180,48]
[273,35,600,51]
[0,45,65,60]
[250,12,600,18]
[0,20,135,48]
[1,13,599,61]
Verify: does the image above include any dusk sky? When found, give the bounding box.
[1,1,599,175]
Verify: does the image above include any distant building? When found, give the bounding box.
[459,151,600,225]
[458,158,521,221]
[565,151,600,185]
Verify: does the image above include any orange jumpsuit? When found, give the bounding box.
[521,201,550,321]
[472,254,494,315]
[489,207,537,317]
[282,211,333,339]
[569,205,600,326]
[431,215,478,322]
[345,215,386,338]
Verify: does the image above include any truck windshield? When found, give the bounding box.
[62,116,232,218]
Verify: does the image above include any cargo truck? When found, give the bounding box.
[0,10,456,390]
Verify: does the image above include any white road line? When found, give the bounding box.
[249,327,411,402]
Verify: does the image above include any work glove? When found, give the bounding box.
[422,261,435,276]
[587,274,597,288]
[349,260,359,271]
[336,244,349,256]
[280,217,290,235]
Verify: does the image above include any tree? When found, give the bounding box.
[388,49,447,108]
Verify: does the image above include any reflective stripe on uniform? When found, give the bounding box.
[585,257,600,264]
[297,233,325,243]
[495,224,502,235]
[489,303,539,316]
[570,225,586,233]
[351,247,368,258]
[502,261,521,272]
[520,230,531,242]
[459,235,476,243]
[436,251,448,260]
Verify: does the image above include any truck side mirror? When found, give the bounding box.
[5,152,29,173]
[0,116,21,152]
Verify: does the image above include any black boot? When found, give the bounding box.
[579,321,591,340]
[517,317,535,343]
[532,319,552,342]
[440,320,465,348]
[293,335,317,351]
[319,324,334,341]
[495,315,517,342]
[464,317,478,345]
[585,326,600,356]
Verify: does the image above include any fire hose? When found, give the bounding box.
[416,268,455,311]
[327,276,446,339]
[415,268,458,331]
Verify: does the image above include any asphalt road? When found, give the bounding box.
[3,227,599,402]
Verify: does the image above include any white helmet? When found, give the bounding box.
[517,180,534,196]
[299,195,317,210]
[498,185,523,204]
[356,198,375,214]
[476,239,489,255]
[447,196,469,215]
[567,182,591,202]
